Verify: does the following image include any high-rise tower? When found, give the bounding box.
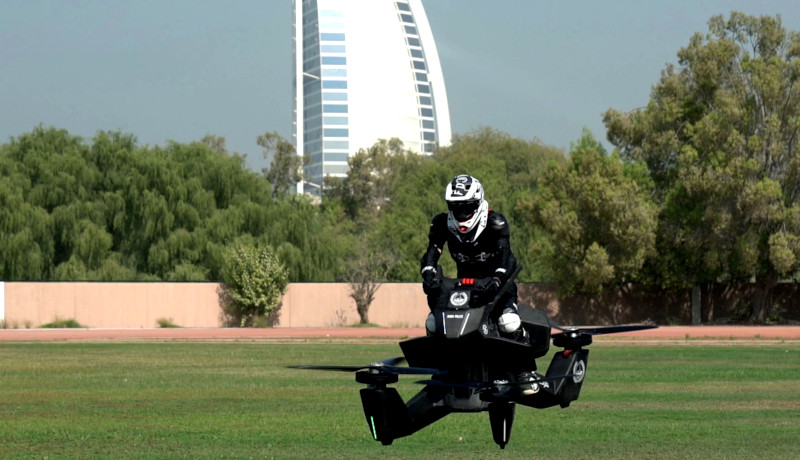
[293,0,451,194]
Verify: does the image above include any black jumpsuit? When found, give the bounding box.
[420,210,518,314]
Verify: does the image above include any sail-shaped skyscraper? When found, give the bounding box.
[293,0,451,193]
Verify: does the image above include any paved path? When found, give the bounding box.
[1,326,799,342]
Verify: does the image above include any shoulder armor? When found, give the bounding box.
[488,211,510,237]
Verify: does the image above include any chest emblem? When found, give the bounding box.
[453,251,493,263]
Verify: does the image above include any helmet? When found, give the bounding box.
[445,174,489,242]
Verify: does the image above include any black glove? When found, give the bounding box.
[422,270,440,295]
[475,277,500,296]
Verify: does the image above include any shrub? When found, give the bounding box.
[40,317,86,328]
[220,241,288,327]
[156,317,181,328]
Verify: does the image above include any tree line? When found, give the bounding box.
[2,12,798,322]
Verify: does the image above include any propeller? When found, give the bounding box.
[550,323,658,336]
[290,356,446,375]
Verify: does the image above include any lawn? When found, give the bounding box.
[0,341,798,459]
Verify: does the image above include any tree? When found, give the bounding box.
[0,125,350,283]
[325,138,408,223]
[266,196,353,282]
[604,12,800,320]
[369,155,453,281]
[259,132,306,198]
[201,134,228,155]
[342,246,395,324]
[435,127,568,281]
[521,130,657,296]
[337,129,567,283]
[0,143,55,280]
[220,240,289,327]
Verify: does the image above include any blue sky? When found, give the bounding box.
[2,0,800,173]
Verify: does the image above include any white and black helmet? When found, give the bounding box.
[445,174,489,241]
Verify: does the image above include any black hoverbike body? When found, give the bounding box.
[293,267,655,448]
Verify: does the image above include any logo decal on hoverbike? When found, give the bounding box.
[572,359,586,383]
[449,291,469,307]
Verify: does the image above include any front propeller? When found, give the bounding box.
[290,356,446,376]
[551,323,658,336]
[549,322,657,349]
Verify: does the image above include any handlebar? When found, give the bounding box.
[428,265,522,310]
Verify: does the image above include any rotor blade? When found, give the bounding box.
[289,356,405,372]
[289,364,369,372]
[550,323,658,335]
[567,325,658,336]
[289,361,444,375]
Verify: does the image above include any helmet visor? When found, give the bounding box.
[448,200,480,221]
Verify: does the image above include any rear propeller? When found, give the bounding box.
[290,356,446,375]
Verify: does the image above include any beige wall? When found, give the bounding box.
[6,281,794,329]
[3,282,222,328]
[1,282,430,329]
[280,283,429,328]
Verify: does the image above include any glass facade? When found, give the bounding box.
[294,0,451,194]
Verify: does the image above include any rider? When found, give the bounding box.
[420,174,538,394]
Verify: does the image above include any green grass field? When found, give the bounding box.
[1,341,798,459]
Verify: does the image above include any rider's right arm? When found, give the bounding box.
[420,214,447,276]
